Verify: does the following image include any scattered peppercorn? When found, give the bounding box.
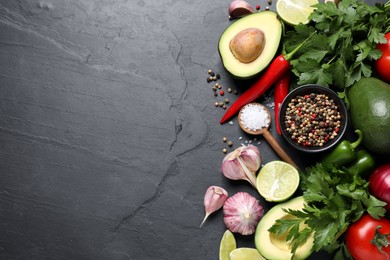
[268,0,272,5]
[228,88,232,93]
[216,74,221,79]
[215,102,219,107]
[223,137,227,142]
[228,141,233,147]
[208,69,213,74]
[223,105,227,109]
[223,148,227,154]
[225,98,230,104]
[233,89,238,95]
[220,90,225,96]
[256,4,260,10]
[265,6,270,10]
[214,92,218,97]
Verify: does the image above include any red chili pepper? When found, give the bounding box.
[220,32,315,124]
[274,71,290,135]
[220,55,290,124]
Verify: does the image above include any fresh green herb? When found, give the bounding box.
[283,0,390,96]
[268,163,386,257]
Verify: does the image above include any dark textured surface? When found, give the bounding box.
[0,0,385,259]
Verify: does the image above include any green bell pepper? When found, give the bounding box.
[322,129,363,167]
[347,149,376,177]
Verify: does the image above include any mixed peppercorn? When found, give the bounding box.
[283,93,341,147]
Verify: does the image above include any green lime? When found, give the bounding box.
[276,0,318,25]
[256,161,300,202]
[229,248,265,260]
[219,230,236,260]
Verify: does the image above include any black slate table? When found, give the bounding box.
[0,0,386,259]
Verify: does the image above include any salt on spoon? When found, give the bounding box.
[238,102,299,169]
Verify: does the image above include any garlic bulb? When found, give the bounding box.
[223,192,264,235]
[200,186,229,227]
[222,145,261,188]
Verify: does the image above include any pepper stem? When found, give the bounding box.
[237,157,257,189]
[371,225,390,259]
[284,31,317,61]
[351,129,363,150]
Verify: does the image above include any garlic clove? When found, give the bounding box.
[222,157,246,180]
[229,0,254,20]
[221,145,261,188]
[223,192,264,235]
[200,186,229,227]
[240,145,261,173]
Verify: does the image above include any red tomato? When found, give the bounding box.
[346,214,390,260]
[375,32,390,83]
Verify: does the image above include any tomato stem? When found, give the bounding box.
[371,225,390,259]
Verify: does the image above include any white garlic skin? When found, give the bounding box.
[223,192,264,235]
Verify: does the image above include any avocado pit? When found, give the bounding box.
[218,11,282,79]
[229,28,265,63]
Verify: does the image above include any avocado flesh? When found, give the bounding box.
[254,196,313,260]
[218,11,282,79]
[348,77,390,155]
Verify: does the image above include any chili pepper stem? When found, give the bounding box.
[351,129,363,150]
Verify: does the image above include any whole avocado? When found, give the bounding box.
[348,77,390,155]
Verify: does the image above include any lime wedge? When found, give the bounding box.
[230,248,265,260]
[256,161,300,202]
[219,230,236,260]
[276,0,318,25]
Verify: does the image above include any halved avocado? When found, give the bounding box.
[218,11,282,79]
[254,196,314,260]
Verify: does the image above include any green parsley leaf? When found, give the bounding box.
[268,163,387,257]
[284,0,390,89]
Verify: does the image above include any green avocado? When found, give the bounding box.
[218,11,282,79]
[254,196,313,260]
[348,77,390,155]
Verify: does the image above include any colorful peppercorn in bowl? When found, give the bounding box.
[278,84,348,153]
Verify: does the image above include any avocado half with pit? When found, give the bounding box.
[255,196,313,260]
[218,11,282,79]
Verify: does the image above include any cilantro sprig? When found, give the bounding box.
[284,0,390,95]
[268,163,387,258]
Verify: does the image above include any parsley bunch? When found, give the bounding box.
[284,0,390,93]
[268,163,386,258]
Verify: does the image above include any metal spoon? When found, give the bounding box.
[238,103,299,169]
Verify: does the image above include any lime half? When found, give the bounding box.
[219,230,236,260]
[276,0,318,25]
[256,161,300,202]
[230,248,265,260]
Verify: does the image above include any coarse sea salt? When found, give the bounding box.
[240,104,270,131]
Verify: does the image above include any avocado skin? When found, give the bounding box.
[348,77,390,155]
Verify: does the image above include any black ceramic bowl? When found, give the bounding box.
[278,84,348,153]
